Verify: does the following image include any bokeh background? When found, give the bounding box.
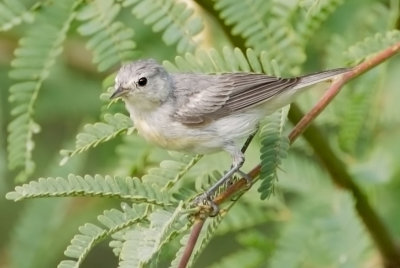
[1,0,400,267]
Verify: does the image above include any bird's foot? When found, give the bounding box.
[192,193,219,217]
[237,170,252,189]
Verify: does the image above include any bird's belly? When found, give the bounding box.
[131,108,262,155]
[134,117,219,153]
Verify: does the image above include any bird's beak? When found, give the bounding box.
[110,87,128,99]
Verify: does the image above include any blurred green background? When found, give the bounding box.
[1,0,400,267]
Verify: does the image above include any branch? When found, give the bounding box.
[180,2,400,268]
[180,42,400,267]
[289,41,400,142]
[178,220,205,268]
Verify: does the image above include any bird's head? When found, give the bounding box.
[111,59,172,110]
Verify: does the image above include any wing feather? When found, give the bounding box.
[170,73,299,124]
[170,68,349,125]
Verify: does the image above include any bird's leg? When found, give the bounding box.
[240,129,257,154]
[193,131,259,216]
[238,130,258,184]
[203,154,245,198]
[193,153,245,216]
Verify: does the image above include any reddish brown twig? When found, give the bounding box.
[178,220,205,268]
[178,41,400,268]
[289,41,400,142]
[215,41,400,205]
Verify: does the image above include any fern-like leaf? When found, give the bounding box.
[150,154,202,190]
[0,0,42,32]
[76,0,136,71]
[214,0,305,74]
[337,73,377,155]
[258,106,290,200]
[345,30,400,64]
[58,203,148,268]
[125,0,204,53]
[6,174,172,205]
[269,192,370,267]
[295,0,344,44]
[165,46,276,74]
[60,113,133,165]
[329,30,400,154]
[119,203,188,267]
[7,0,81,181]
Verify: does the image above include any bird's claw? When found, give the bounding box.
[237,170,252,189]
[192,193,220,217]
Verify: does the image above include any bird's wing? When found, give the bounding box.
[171,73,299,124]
[171,74,232,124]
[221,73,299,112]
[171,68,349,125]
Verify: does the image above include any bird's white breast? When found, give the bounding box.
[125,101,263,154]
[126,102,209,152]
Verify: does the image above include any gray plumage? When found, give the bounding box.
[170,69,347,124]
[112,59,349,197]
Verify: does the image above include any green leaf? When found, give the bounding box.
[295,0,344,44]
[0,0,42,32]
[58,203,148,268]
[258,106,290,200]
[269,191,371,268]
[60,113,133,165]
[165,47,275,74]
[7,0,82,181]
[129,0,204,53]
[119,203,188,267]
[345,30,400,64]
[76,0,136,72]
[6,174,173,205]
[214,0,306,74]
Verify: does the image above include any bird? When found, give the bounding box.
[111,59,349,211]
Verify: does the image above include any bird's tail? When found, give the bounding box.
[294,67,352,90]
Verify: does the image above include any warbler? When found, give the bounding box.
[111,59,349,205]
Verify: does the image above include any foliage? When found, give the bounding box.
[60,113,133,165]
[118,204,188,267]
[258,107,290,199]
[268,155,372,268]
[2,0,400,268]
[124,0,204,53]
[59,203,149,268]
[76,0,137,72]
[0,0,41,32]
[6,173,173,205]
[7,0,81,182]
[214,0,344,74]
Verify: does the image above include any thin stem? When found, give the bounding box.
[289,41,400,142]
[178,220,205,268]
[180,2,400,267]
[214,42,400,266]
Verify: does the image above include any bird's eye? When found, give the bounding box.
[138,77,147,86]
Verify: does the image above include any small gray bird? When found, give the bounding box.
[111,59,349,206]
